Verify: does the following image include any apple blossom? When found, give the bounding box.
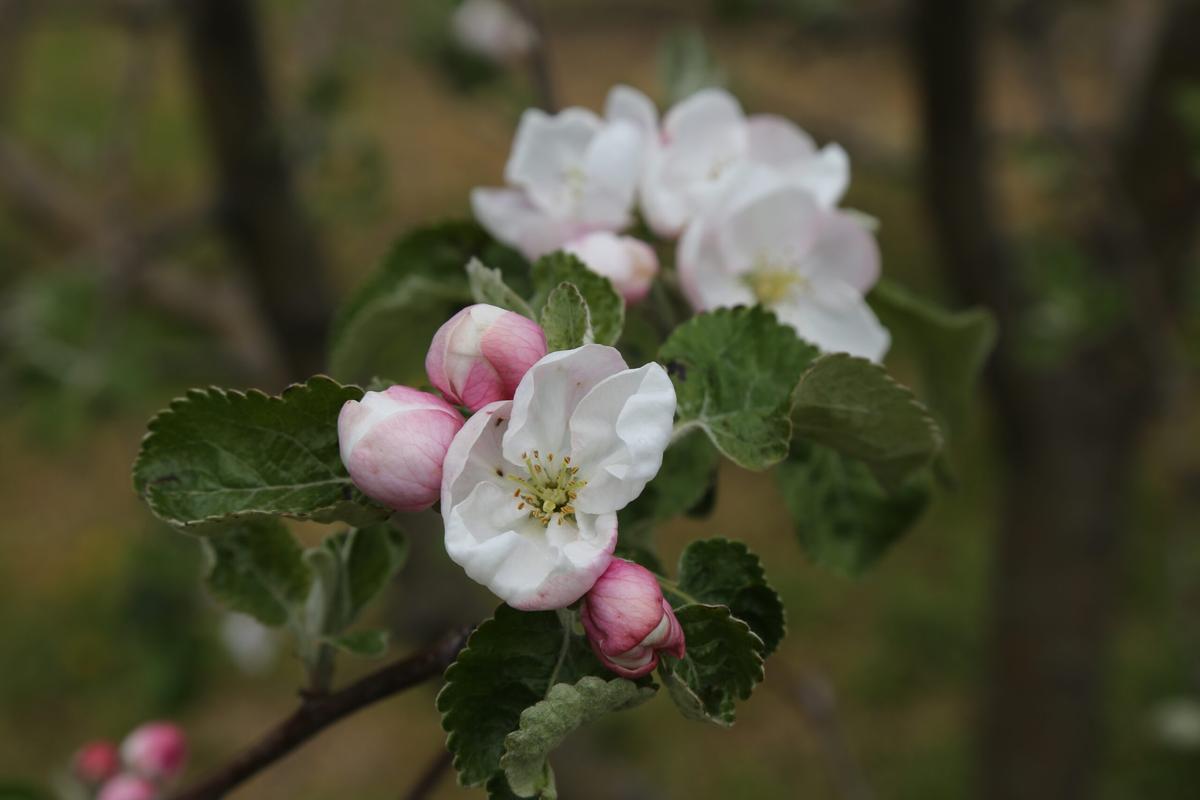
[441,344,675,610]
[121,721,187,781]
[625,86,849,238]
[425,304,547,411]
[97,775,158,800]
[564,231,659,304]
[73,740,120,785]
[580,558,685,678]
[451,0,538,64]
[471,96,645,260]
[678,166,890,362]
[338,386,465,512]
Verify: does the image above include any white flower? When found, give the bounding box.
[471,99,645,260]
[441,344,676,610]
[622,86,849,238]
[451,0,538,64]
[678,166,889,362]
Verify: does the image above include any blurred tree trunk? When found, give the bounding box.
[911,1,1199,798]
[179,0,332,381]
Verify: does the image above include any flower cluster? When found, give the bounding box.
[473,85,889,361]
[338,305,684,677]
[71,722,187,800]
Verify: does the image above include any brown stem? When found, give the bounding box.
[166,627,473,800]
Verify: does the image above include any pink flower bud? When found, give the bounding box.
[580,558,685,678]
[425,304,547,411]
[564,232,659,304]
[121,722,187,781]
[338,386,465,512]
[73,740,120,785]
[97,774,158,800]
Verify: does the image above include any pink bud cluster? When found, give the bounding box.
[338,304,546,513]
[72,721,187,800]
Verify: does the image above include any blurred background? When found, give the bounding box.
[1,0,1198,798]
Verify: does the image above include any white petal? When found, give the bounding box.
[746,114,818,165]
[569,363,676,514]
[605,84,659,138]
[772,284,891,362]
[502,345,628,464]
[717,176,821,277]
[639,149,692,238]
[677,213,755,310]
[804,210,881,293]
[505,107,602,214]
[786,143,850,208]
[441,400,514,511]
[470,187,579,260]
[578,120,642,228]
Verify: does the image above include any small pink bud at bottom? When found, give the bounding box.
[73,740,120,785]
[580,558,686,678]
[121,721,187,780]
[97,774,158,800]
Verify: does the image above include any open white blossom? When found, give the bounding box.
[451,0,538,64]
[679,166,889,362]
[615,86,849,238]
[471,100,645,260]
[441,344,675,610]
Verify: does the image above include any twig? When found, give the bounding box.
[510,0,556,112]
[773,662,873,800]
[166,627,473,800]
[400,748,454,800]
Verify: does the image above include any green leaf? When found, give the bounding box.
[869,280,996,440]
[675,539,786,656]
[438,606,604,788]
[531,253,624,345]
[342,524,407,624]
[541,282,593,351]
[501,677,654,797]
[329,221,527,384]
[660,306,820,470]
[778,441,930,575]
[203,518,311,627]
[791,353,943,490]
[659,604,764,726]
[133,376,388,534]
[326,628,390,657]
[467,257,535,319]
[620,429,719,528]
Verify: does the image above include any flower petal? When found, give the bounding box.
[579,119,642,229]
[772,284,890,362]
[570,363,676,514]
[502,344,628,465]
[441,400,514,511]
[470,187,580,260]
[505,107,603,213]
[605,84,659,138]
[804,210,881,294]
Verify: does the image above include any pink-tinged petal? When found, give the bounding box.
[97,775,158,800]
[479,311,548,395]
[804,210,881,294]
[339,387,465,512]
[471,187,581,260]
[451,0,538,63]
[121,722,187,780]
[502,344,628,465]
